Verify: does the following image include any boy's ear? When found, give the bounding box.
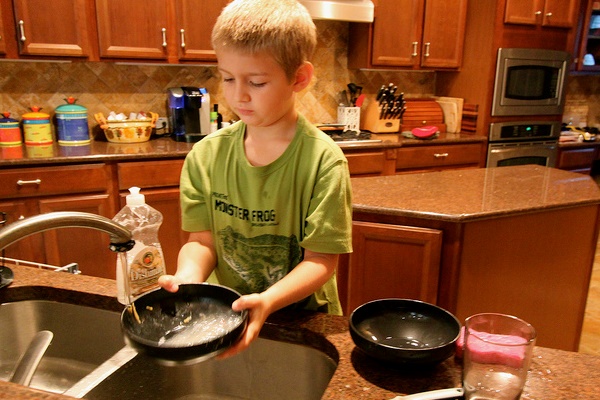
[293,61,314,92]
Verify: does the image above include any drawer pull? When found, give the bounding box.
[17,179,41,186]
[433,153,449,158]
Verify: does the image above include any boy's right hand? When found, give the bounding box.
[157,275,182,293]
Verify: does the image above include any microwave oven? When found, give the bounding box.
[491,48,569,116]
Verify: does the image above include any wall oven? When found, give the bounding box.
[486,121,561,168]
[491,48,569,116]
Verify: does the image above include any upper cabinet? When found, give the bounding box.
[95,0,169,60]
[504,0,579,28]
[95,0,228,62]
[12,0,93,57]
[573,0,600,72]
[348,0,468,70]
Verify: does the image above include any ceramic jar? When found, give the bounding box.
[55,97,90,145]
[0,112,22,146]
[22,107,52,145]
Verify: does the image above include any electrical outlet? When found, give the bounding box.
[156,117,169,133]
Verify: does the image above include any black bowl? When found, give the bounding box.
[121,283,248,365]
[349,299,460,366]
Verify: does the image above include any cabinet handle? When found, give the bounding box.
[545,12,552,17]
[16,179,41,186]
[411,42,419,57]
[18,20,26,42]
[433,153,449,158]
[424,42,431,57]
[180,29,186,48]
[161,28,167,48]
[535,10,542,16]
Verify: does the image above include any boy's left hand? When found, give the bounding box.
[217,293,270,359]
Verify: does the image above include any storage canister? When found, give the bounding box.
[55,97,90,145]
[0,112,22,146]
[22,107,52,145]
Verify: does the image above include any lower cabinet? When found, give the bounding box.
[337,221,442,315]
[557,146,598,174]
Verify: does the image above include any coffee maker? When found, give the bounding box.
[167,87,211,142]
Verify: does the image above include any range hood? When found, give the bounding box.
[298,0,374,23]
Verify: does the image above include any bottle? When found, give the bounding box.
[214,104,223,129]
[210,109,218,133]
[113,187,166,304]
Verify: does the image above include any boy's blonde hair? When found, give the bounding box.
[212,0,317,80]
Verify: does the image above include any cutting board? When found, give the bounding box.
[434,96,464,133]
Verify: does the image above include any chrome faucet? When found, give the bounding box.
[0,211,135,252]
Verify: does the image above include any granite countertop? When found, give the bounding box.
[0,133,486,167]
[351,165,600,222]
[1,264,600,399]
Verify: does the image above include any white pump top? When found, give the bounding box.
[126,186,146,206]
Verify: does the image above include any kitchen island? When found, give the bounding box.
[340,165,600,352]
[1,264,599,399]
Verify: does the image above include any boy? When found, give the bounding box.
[158,0,352,358]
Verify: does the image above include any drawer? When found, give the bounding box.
[345,151,387,176]
[0,164,110,199]
[118,159,185,190]
[396,144,482,170]
[558,147,597,170]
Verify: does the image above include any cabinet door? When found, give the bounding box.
[96,0,169,59]
[13,0,91,57]
[541,0,578,27]
[504,0,544,25]
[0,200,44,263]
[0,5,6,55]
[175,0,229,61]
[421,0,468,68]
[38,194,116,279]
[343,221,442,314]
[371,0,423,67]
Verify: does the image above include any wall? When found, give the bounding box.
[0,21,434,138]
[565,75,600,127]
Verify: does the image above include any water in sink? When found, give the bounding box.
[0,300,124,394]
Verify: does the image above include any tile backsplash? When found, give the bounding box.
[0,21,434,136]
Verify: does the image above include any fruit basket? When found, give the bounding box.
[94,112,158,143]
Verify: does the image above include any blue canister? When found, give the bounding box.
[55,97,90,145]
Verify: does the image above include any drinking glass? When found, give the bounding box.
[462,313,536,400]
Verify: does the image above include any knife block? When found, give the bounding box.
[360,98,401,133]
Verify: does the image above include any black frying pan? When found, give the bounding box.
[121,283,248,364]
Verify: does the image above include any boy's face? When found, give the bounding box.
[216,48,304,129]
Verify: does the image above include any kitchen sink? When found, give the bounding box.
[70,337,337,400]
[0,299,338,399]
[0,300,124,394]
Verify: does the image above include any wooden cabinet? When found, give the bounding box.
[395,143,485,173]
[0,164,116,278]
[557,146,598,174]
[344,148,396,177]
[337,221,442,315]
[348,0,468,69]
[12,0,93,57]
[117,159,186,275]
[96,0,228,61]
[504,0,578,28]
[572,0,600,72]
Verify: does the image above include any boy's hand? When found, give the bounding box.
[217,293,271,359]
[157,274,182,293]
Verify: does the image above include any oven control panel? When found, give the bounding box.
[489,121,561,142]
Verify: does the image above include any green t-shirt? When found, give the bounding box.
[179,114,352,315]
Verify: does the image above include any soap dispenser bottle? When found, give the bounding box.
[113,187,166,304]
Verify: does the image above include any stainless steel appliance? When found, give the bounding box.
[167,87,211,142]
[486,121,561,168]
[491,48,569,117]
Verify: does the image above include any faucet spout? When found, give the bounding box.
[0,212,135,252]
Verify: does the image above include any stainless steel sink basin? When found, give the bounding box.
[70,337,337,400]
[1,299,337,399]
[0,300,124,394]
